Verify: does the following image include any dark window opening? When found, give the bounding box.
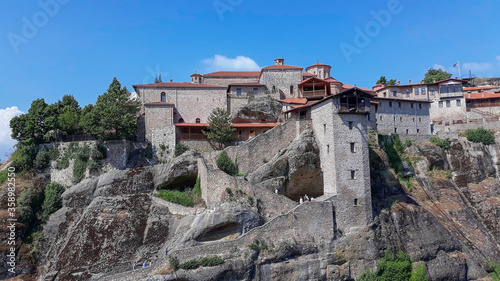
[348,121,353,129]
[161,92,166,102]
[354,198,358,206]
[350,142,355,153]
[195,118,201,123]
[350,170,355,180]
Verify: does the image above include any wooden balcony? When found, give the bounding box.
[338,103,370,114]
[302,89,327,98]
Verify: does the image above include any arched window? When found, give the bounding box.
[195,118,201,123]
[161,92,166,102]
[178,118,185,123]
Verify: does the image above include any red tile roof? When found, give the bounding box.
[228,83,265,86]
[261,65,303,70]
[283,100,323,113]
[279,98,308,105]
[144,102,175,106]
[303,72,315,76]
[465,92,500,100]
[299,77,330,86]
[341,83,375,94]
[203,71,260,77]
[463,86,498,91]
[174,123,279,128]
[133,82,226,89]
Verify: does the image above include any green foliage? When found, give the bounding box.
[429,137,451,150]
[26,231,44,263]
[34,148,50,169]
[359,270,378,281]
[159,143,166,151]
[203,107,235,149]
[90,144,107,160]
[236,173,245,176]
[423,68,452,84]
[175,142,189,157]
[0,170,8,185]
[410,264,428,281]
[465,127,495,145]
[248,196,254,206]
[376,250,412,281]
[488,261,500,281]
[80,77,140,140]
[193,178,202,197]
[178,256,224,270]
[380,135,404,174]
[377,76,387,85]
[145,145,153,159]
[225,187,233,196]
[40,182,65,221]
[169,256,179,271]
[48,144,60,160]
[17,185,45,227]
[388,79,397,85]
[73,157,88,184]
[217,151,239,176]
[10,139,37,172]
[155,188,203,207]
[87,160,101,173]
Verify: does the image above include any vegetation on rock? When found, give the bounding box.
[465,127,495,145]
[217,151,239,176]
[174,142,189,157]
[359,250,428,281]
[203,107,235,149]
[429,137,451,150]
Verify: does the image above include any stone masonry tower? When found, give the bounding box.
[306,63,332,79]
[311,88,373,231]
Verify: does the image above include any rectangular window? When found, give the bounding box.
[161,92,166,102]
[367,114,371,121]
[406,89,410,97]
[419,117,422,122]
[290,85,294,95]
[440,85,448,93]
[415,88,419,95]
[327,145,330,154]
[394,128,397,133]
[350,142,355,153]
[413,117,415,122]
[323,124,326,132]
[354,198,358,206]
[446,100,451,107]
[411,103,414,109]
[393,91,397,97]
[389,102,393,107]
[417,129,420,133]
[236,88,242,95]
[253,88,258,94]
[421,87,426,95]
[419,103,422,109]
[456,99,461,107]
[400,117,403,122]
[380,116,383,121]
[430,87,435,95]
[439,101,443,108]
[398,102,401,107]
[406,129,409,134]
[348,121,353,129]
[350,170,356,180]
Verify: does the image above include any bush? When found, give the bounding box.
[27,231,44,263]
[175,142,189,157]
[489,261,500,281]
[429,137,451,150]
[17,185,45,227]
[178,256,224,270]
[155,189,196,207]
[0,170,8,185]
[87,160,101,173]
[358,270,378,281]
[90,144,106,160]
[217,151,238,176]
[248,196,254,206]
[55,153,70,170]
[410,263,428,281]
[465,127,495,145]
[73,157,87,184]
[169,256,179,271]
[48,145,60,160]
[11,139,37,172]
[376,250,412,281]
[34,149,50,169]
[40,182,65,221]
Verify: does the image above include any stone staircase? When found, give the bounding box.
[470,108,500,119]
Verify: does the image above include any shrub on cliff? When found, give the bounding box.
[41,182,66,221]
[465,127,495,145]
[175,142,189,157]
[216,151,238,176]
[359,250,427,281]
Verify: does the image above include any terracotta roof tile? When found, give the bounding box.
[203,71,260,77]
[261,65,303,70]
[133,82,226,89]
[465,92,500,100]
[279,98,308,105]
[464,86,498,91]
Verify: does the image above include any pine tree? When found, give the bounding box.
[203,108,235,149]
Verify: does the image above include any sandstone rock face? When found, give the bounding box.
[248,130,323,200]
[230,96,282,123]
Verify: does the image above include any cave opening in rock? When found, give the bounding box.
[195,223,241,242]
[284,167,324,201]
[157,174,197,191]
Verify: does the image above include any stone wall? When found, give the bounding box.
[203,76,258,87]
[144,104,173,142]
[374,98,431,135]
[181,140,214,152]
[430,97,467,122]
[260,69,303,99]
[151,127,176,161]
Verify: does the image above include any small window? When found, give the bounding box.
[380,116,383,121]
[406,89,410,97]
[419,103,422,109]
[419,117,421,122]
[417,129,420,133]
[236,88,242,95]
[394,116,396,121]
[446,100,451,107]
[415,88,419,95]
[323,124,326,133]
[354,198,358,206]
[348,121,353,129]
[413,117,415,122]
[406,129,409,134]
[421,87,426,95]
[389,102,393,107]
[398,102,401,107]
[350,170,355,180]
[411,103,414,109]
[272,85,276,92]
[456,99,461,107]
[290,85,294,95]
[327,144,330,154]
[367,114,371,121]
[439,101,443,108]
[393,91,397,97]
[195,118,201,123]
[430,87,435,95]
[400,117,402,122]
[394,128,397,133]
[178,118,185,123]
[161,92,166,102]
[253,88,258,94]
[350,142,355,153]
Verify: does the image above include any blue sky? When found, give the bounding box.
[1,0,499,161]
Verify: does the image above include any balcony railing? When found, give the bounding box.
[338,104,370,114]
[303,90,327,98]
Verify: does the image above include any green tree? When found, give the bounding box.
[203,108,235,149]
[41,182,66,221]
[80,77,140,140]
[376,250,412,281]
[388,79,397,85]
[423,68,452,84]
[216,151,238,176]
[377,76,387,85]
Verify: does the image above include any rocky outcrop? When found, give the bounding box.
[231,96,282,123]
[248,130,323,200]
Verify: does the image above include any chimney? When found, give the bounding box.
[409,79,412,85]
[433,79,436,83]
[397,81,401,86]
[455,77,458,79]
[274,58,284,65]
[170,79,173,82]
[468,93,471,98]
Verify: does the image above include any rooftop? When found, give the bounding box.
[133,82,227,89]
[203,71,260,77]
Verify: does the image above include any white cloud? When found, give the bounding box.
[0,106,23,148]
[202,55,260,71]
[462,62,493,72]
